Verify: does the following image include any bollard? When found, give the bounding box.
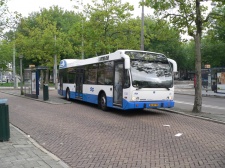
[43,84,49,101]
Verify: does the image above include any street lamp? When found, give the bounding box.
[140,0,144,51]
[13,31,16,88]
[76,0,84,59]
[19,55,23,95]
[54,35,57,89]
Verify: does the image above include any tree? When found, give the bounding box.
[0,0,20,71]
[211,5,225,42]
[143,18,182,56]
[201,5,225,68]
[14,6,78,70]
[201,38,225,67]
[83,0,134,56]
[144,0,225,113]
[0,40,13,70]
[0,0,15,37]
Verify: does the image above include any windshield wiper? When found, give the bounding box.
[135,81,148,90]
[136,86,143,90]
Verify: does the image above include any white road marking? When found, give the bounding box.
[175,101,225,110]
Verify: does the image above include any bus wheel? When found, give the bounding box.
[99,93,108,111]
[66,89,70,100]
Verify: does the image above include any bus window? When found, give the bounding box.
[67,67,76,83]
[97,61,114,85]
[105,61,113,85]
[85,64,98,84]
[124,70,130,88]
[98,63,105,85]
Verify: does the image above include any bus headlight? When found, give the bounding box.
[167,96,172,100]
[132,97,139,101]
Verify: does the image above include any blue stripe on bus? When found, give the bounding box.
[58,90,174,110]
[122,99,174,110]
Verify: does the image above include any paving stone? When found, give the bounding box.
[1,89,225,168]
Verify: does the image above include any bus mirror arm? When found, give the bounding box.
[121,54,130,69]
[168,58,177,72]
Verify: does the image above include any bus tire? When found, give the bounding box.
[99,93,108,111]
[66,89,70,100]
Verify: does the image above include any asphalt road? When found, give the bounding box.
[174,94,225,115]
[2,92,225,168]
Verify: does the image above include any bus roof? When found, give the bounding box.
[59,50,165,69]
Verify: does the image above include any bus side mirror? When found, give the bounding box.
[124,61,130,69]
[168,58,177,72]
[121,53,130,69]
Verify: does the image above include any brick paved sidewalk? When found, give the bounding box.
[0,124,69,168]
[1,86,225,168]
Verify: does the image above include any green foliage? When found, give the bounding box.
[0,0,21,37]
[145,0,208,37]
[83,0,134,56]
[0,0,10,37]
[0,40,13,70]
[202,5,225,68]
[1,0,185,72]
[210,5,225,41]
[14,6,79,69]
[0,0,21,69]
[180,41,195,70]
[202,39,225,67]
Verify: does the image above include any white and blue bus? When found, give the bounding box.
[58,50,177,111]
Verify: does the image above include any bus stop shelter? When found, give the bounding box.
[23,66,49,100]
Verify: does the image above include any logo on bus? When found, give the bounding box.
[98,55,109,62]
[90,87,94,92]
[59,60,66,68]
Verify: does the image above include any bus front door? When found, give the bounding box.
[75,69,83,99]
[59,77,63,95]
[113,62,124,106]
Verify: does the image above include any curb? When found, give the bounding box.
[175,92,225,99]
[162,108,225,125]
[0,90,71,105]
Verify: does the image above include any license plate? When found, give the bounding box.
[150,104,158,107]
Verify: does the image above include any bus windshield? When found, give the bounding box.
[125,51,173,89]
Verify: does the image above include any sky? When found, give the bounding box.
[7,0,151,18]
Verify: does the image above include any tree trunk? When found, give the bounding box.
[192,0,202,113]
[192,33,202,113]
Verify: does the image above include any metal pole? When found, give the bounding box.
[0,68,2,82]
[54,54,57,89]
[19,55,23,95]
[141,0,144,51]
[54,35,57,89]
[81,0,84,59]
[13,32,16,88]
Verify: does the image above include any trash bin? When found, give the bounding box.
[0,99,10,142]
[43,84,49,101]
